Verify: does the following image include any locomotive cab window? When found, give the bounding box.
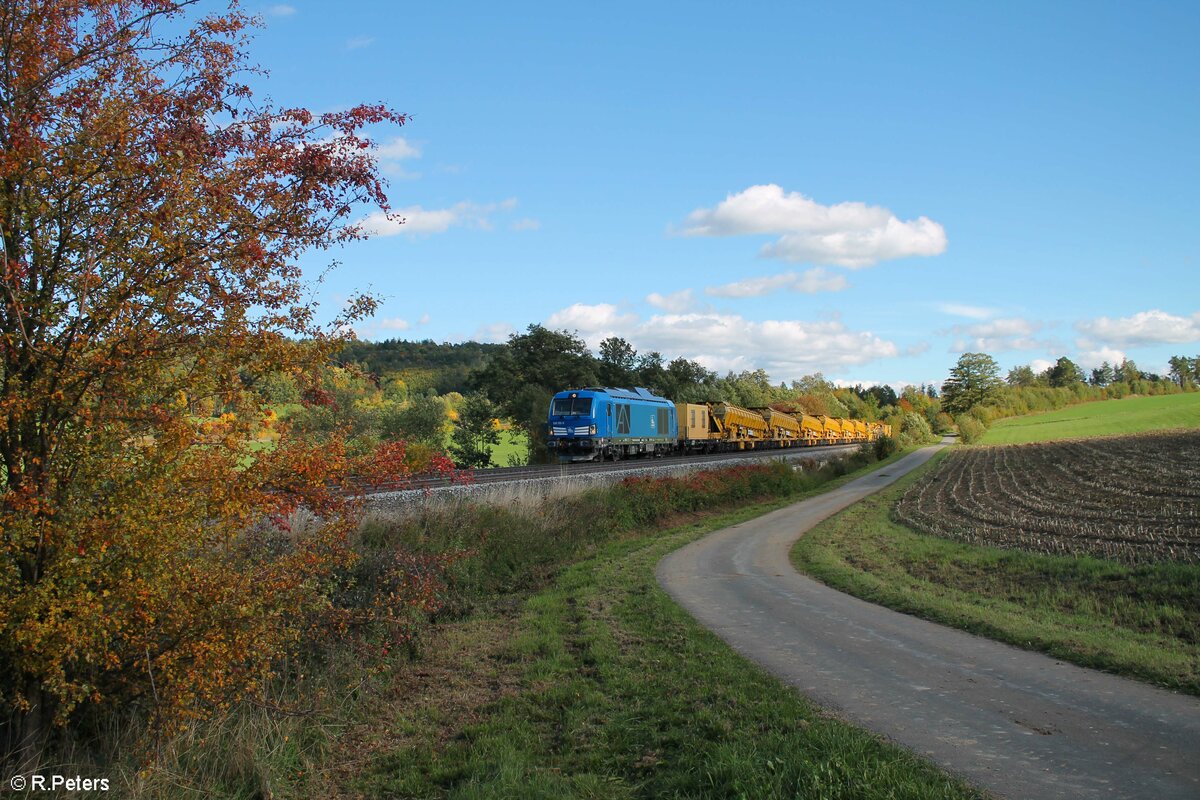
[552,397,593,416]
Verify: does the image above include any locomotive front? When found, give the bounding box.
[547,387,678,462]
[546,389,605,461]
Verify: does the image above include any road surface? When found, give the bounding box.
[657,443,1200,799]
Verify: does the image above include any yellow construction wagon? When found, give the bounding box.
[754,407,802,447]
[797,413,825,444]
[817,415,843,444]
[708,402,769,449]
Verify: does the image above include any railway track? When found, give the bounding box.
[361,442,863,494]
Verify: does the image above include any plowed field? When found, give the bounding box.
[894,431,1200,563]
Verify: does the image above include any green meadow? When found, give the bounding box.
[980,392,1200,444]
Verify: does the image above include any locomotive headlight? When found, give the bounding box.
[589,424,596,434]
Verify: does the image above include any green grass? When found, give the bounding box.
[348,451,980,799]
[438,427,529,466]
[980,392,1200,444]
[488,428,529,466]
[792,453,1200,695]
[106,445,973,798]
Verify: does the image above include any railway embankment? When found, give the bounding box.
[363,443,860,514]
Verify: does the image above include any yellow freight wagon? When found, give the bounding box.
[797,413,825,444]
[853,419,869,441]
[708,402,769,449]
[817,415,843,444]
[868,422,892,440]
[754,407,801,446]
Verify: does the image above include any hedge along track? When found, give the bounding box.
[359,441,863,495]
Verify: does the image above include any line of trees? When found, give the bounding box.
[940,351,1195,442]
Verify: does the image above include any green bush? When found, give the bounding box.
[955,414,988,444]
[353,454,884,622]
[896,411,935,447]
[873,434,899,460]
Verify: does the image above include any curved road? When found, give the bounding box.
[657,442,1200,799]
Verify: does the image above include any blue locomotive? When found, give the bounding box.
[546,387,678,462]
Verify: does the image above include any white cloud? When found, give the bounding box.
[1076,346,1126,370]
[1075,309,1200,346]
[472,322,515,344]
[350,313,432,341]
[373,137,422,178]
[645,289,697,314]
[375,137,420,160]
[346,36,375,50]
[904,342,931,357]
[358,198,519,236]
[266,4,296,16]
[361,207,456,235]
[640,314,898,377]
[543,305,898,380]
[376,317,412,331]
[937,302,999,320]
[705,267,848,298]
[679,184,947,268]
[948,317,1053,352]
[511,217,541,231]
[545,303,639,346]
[1029,358,1054,374]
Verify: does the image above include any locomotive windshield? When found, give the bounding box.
[552,396,594,416]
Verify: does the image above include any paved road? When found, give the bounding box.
[657,443,1200,800]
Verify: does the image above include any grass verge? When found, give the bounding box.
[97,444,979,798]
[792,452,1200,696]
[345,447,981,799]
[980,392,1200,444]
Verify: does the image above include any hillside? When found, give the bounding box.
[979,393,1200,444]
[338,338,504,395]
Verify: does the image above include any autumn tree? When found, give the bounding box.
[0,0,412,765]
[941,353,1002,414]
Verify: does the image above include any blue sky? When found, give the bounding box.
[247,1,1198,389]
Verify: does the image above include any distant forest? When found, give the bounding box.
[338,339,505,395]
